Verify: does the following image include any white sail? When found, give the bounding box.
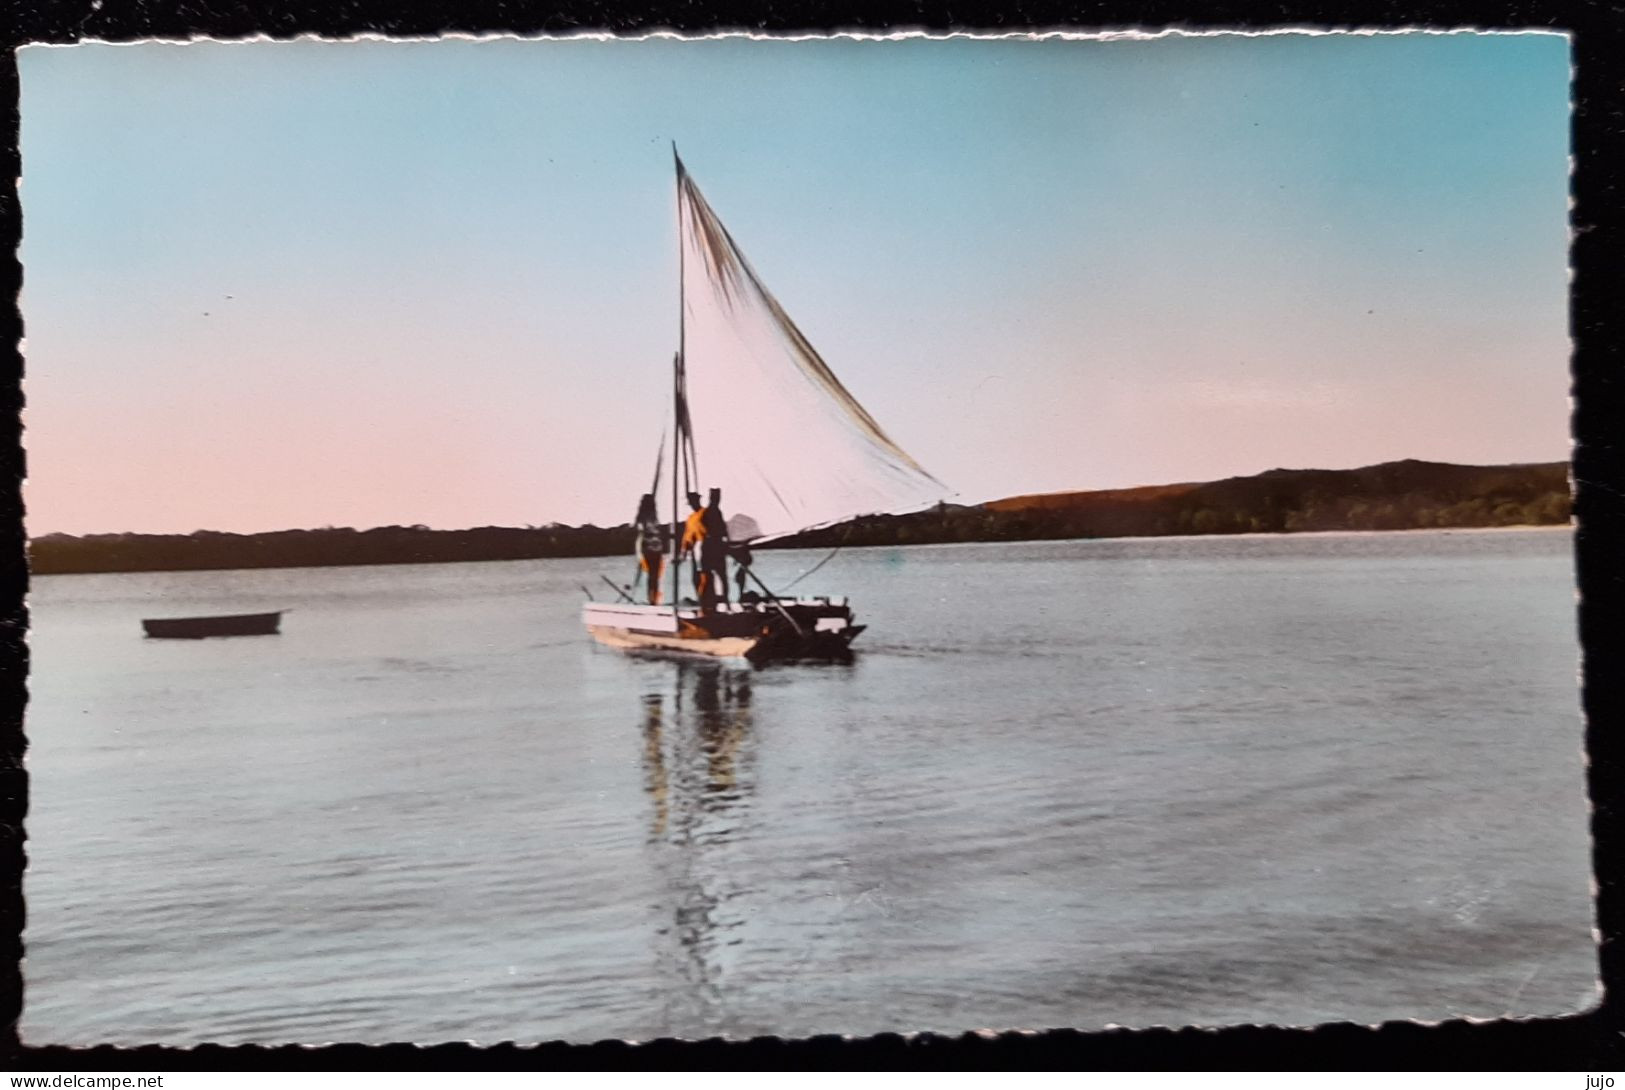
[675,155,947,541]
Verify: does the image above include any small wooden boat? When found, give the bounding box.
[584,598,863,663]
[142,611,283,639]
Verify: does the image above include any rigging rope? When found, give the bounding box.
[781,535,846,591]
[649,428,666,497]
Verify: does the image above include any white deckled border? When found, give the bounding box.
[20,26,1572,51]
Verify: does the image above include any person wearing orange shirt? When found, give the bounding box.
[680,492,708,603]
[680,489,732,611]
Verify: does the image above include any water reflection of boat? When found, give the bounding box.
[638,663,756,1024]
[582,149,948,664]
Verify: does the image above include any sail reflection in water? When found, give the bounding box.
[638,664,757,1024]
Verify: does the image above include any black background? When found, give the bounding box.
[2,0,1620,1070]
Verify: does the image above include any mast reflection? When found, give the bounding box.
[639,661,757,1030]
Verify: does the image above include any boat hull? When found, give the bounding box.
[583,598,861,663]
[142,611,283,639]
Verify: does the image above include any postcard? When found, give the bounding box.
[15,31,1591,1046]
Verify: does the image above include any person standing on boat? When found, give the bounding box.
[633,493,667,606]
[699,488,732,610]
[680,489,732,611]
[680,492,708,603]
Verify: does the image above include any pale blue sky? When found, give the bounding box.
[19,32,1571,534]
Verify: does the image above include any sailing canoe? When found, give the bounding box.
[582,149,944,665]
[142,611,283,639]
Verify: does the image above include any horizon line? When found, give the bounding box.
[26,454,1570,540]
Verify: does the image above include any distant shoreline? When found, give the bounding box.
[29,458,1571,576]
[24,522,1572,582]
[820,521,1574,552]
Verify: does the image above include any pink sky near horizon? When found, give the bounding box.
[17,34,1572,536]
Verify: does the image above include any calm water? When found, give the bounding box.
[22,530,1595,1044]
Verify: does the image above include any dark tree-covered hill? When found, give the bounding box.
[774,459,1570,548]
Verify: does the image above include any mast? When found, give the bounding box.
[671,354,681,617]
[670,144,685,618]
